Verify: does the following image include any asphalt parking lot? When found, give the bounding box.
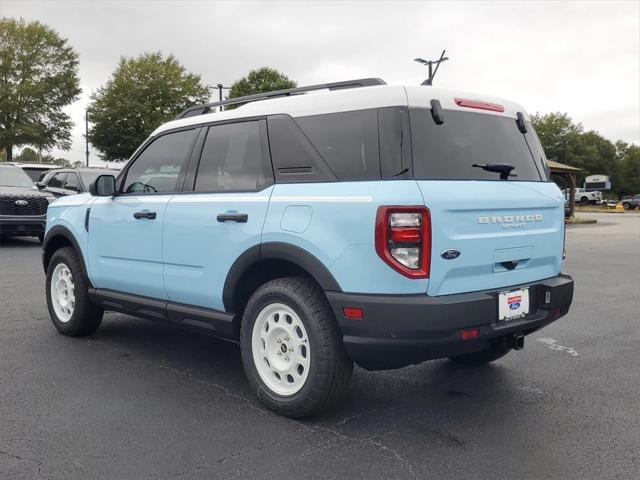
[1,212,639,480]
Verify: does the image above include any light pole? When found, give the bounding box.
[85,109,89,167]
[207,84,230,111]
[414,50,449,86]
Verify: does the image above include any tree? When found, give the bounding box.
[614,142,640,197]
[88,52,210,162]
[0,18,81,162]
[14,147,39,163]
[226,67,296,109]
[532,112,640,198]
[530,112,583,166]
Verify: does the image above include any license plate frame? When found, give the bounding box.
[498,288,530,321]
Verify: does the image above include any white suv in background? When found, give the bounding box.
[564,188,602,205]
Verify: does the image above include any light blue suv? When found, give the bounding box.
[43,79,574,417]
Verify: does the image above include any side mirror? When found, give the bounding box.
[35,181,46,190]
[90,175,116,196]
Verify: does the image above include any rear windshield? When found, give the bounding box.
[410,108,545,181]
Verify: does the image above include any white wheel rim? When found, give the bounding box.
[51,263,75,323]
[251,303,310,396]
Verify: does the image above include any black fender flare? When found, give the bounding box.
[222,242,342,312]
[42,225,89,281]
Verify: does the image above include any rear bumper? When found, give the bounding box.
[326,274,574,370]
[0,214,46,236]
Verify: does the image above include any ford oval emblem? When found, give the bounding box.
[441,249,461,260]
[15,200,28,206]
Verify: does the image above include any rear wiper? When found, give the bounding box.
[472,163,517,180]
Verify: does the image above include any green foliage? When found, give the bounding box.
[15,147,38,163]
[226,67,296,109]
[531,112,640,197]
[12,147,76,167]
[88,52,210,162]
[0,18,81,162]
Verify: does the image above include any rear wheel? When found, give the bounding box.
[449,340,511,366]
[46,247,103,336]
[240,277,353,418]
[580,197,589,206]
[623,202,631,210]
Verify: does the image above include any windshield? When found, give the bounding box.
[80,170,115,186]
[0,165,35,188]
[409,109,544,181]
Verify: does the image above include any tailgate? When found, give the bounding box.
[417,180,565,296]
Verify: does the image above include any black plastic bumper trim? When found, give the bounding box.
[326,274,574,370]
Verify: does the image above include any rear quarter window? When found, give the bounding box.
[295,109,380,181]
[409,108,543,181]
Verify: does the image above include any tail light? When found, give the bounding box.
[375,206,431,278]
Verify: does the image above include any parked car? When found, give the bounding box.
[37,168,119,197]
[42,79,574,417]
[621,194,640,210]
[603,199,619,208]
[0,164,54,241]
[563,187,602,205]
[5,162,60,182]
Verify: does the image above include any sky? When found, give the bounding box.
[2,0,639,166]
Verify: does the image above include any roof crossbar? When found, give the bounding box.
[176,77,387,119]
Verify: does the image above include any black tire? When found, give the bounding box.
[449,340,511,366]
[622,202,630,210]
[580,197,589,206]
[46,246,103,336]
[240,277,353,418]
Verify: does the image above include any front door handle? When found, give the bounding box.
[217,213,248,223]
[133,211,156,220]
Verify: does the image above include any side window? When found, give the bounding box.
[123,129,196,194]
[267,114,336,183]
[64,173,81,192]
[295,110,380,181]
[194,121,268,192]
[48,172,67,189]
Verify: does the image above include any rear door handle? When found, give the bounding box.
[217,213,248,223]
[133,211,156,220]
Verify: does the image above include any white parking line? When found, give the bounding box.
[536,337,579,357]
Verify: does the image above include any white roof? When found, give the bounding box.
[6,162,60,169]
[154,84,528,137]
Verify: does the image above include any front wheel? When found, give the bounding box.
[46,246,103,336]
[580,197,589,206]
[240,277,353,418]
[623,202,631,210]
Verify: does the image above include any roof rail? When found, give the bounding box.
[175,77,387,119]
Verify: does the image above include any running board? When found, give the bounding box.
[88,288,237,340]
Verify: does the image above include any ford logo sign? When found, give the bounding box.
[15,200,28,206]
[441,249,461,260]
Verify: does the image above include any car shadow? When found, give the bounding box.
[0,236,41,248]
[88,312,534,437]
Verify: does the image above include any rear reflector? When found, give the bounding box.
[342,307,363,320]
[461,328,480,340]
[454,98,504,113]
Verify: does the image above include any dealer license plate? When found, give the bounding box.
[498,288,529,321]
